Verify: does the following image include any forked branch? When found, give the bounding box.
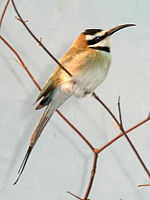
[93,92,150,179]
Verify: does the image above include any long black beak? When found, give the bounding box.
[106,24,136,36]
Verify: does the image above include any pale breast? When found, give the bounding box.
[72,50,111,97]
[59,49,111,98]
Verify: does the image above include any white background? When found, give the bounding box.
[0,0,150,199]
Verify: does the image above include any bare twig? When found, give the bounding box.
[118,97,150,178]
[118,96,123,128]
[97,115,150,153]
[11,0,72,77]
[67,191,83,200]
[138,184,150,187]
[92,92,120,125]
[0,35,41,91]
[67,153,99,200]
[82,114,150,199]
[57,110,94,151]
[0,0,10,28]
[93,92,150,179]
[15,16,28,23]
[83,153,98,200]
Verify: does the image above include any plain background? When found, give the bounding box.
[0,0,150,199]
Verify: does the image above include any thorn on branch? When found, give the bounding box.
[38,37,42,46]
[13,57,22,65]
[110,120,120,129]
[15,16,28,23]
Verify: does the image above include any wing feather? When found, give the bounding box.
[35,47,84,108]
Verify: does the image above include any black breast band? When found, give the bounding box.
[90,46,110,53]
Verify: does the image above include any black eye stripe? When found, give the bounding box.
[87,36,102,45]
[87,33,108,45]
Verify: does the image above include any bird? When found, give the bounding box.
[14,23,135,184]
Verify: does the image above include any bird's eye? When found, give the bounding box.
[95,36,101,42]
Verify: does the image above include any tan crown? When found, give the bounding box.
[71,33,88,49]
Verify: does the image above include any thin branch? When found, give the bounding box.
[0,35,41,91]
[97,116,150,153]
[93,92,150,178]
[57,110,94,151]
[118,96,123,128]
[117,97,150,179]
[15,16,28,23]
[0,0,10,27]
[67,152,98,200]
[92,92,120,125]
[11,0,72,77]
[83,153,98,200]
[138,184,150,187]
[67,191,83,200]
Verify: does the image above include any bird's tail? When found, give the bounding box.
[13,104,55,185]
[14,86,72,185]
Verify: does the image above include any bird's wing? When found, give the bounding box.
[35,47,83,109]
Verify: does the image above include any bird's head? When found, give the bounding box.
[72,24,135,52]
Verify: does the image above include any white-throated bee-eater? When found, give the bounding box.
[14,23,135,184]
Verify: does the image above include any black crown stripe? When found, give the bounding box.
[83,29,103,35]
